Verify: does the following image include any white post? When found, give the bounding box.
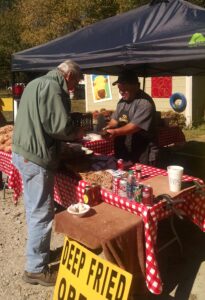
[185,76,193,127]
[85,75,88,112]
[13,99,19,122]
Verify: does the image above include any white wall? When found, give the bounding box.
[143,77,186,113]
[85,75,188,115]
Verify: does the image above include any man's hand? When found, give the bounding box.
[107,123,139,137]
[106,128,118,138]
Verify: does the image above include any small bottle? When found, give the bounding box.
[83,185,91,204]
[135,165,142,182]
[91,183,102,206]
[126,170,136,199]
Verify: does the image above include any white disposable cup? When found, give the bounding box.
[167,165,184,192]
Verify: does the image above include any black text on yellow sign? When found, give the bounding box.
[53,237,132,300]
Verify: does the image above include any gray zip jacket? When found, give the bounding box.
[12,69,75,170]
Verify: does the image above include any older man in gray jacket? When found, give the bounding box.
[12,60,83,286]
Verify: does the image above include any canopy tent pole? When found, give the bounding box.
[142,77,146,91]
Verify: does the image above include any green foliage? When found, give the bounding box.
[0,0,14,10]
[80,0,118,25]
[189,0,205,6]
[116,0,149,12]
[183,122,205,140]
[16,0,82,47]
[0,0,205,85]
[0,4,21,83]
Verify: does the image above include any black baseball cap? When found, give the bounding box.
[112,70,139,86]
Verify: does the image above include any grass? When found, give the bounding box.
[183,123,205,141]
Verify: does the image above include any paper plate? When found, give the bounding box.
[67,203,90,217]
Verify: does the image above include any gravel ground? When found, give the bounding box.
[1,186,205,300]
[0,189,64,300]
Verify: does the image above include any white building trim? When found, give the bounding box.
[85,75,88,112]
[185,76,193,127]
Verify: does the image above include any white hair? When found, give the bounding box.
[57,60,83,80]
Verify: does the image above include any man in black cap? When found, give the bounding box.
[105,70,158,165]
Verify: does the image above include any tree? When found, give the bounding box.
[80,0,119,26]
[0,3,21,84]
[116,0,149,13]
[0,0,205,85]
[0,0,13,10]
[15,0,84,48]
[191,0,205,6]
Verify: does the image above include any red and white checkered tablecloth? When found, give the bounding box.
[54,172,90,207]
[101,164,205,294]
[0,151,22,202]
[83,127,186,155]
[1,152,205,294]
[0,151,91,206]
[83,138,114,155]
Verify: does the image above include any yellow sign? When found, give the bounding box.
[0,98,13,111]
[53,237,132,300]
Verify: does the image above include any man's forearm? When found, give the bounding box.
[107,123,140,137]
[105,119,118,129]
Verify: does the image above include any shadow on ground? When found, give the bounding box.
[157,140,205,181]
[138,218,205,300]
[142,140,205,299]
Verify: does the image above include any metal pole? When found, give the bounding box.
[142,77,146,91]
